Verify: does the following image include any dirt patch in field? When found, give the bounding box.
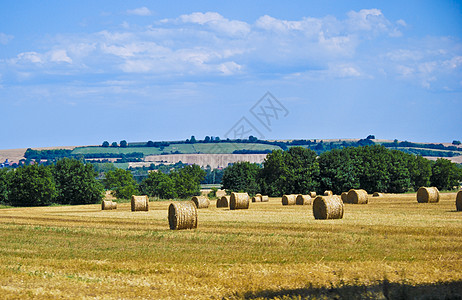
[140,154,267,168]
[0,146,77,164]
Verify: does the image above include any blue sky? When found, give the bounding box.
[1,0,461,149]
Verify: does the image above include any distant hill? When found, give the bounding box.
[1,138,461,168]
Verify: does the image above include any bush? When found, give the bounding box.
[104,169,138,199]
[0,168,11,204]
[9,164,56,206]
[53,158,104,205]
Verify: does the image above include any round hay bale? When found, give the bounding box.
[296,194,312,205]
[341,192,348,202]
[230,192,250,210]
[104,190,116,200]
[324,190,333,196]
[111,201,117,209]
[309,191,316,198]
[313,195,344,220]
[261,195,269,202]
[131,195,149,211]
[252,194,263,202]
[217,195,230,208]
[282,194,297,205]
[168,201,198,230]
[191,196,210,209]
[101,200,113,210]
[456,191,462,211]
[215,189,227,198]
[346,189,368,204]
[373,192,383,197]
[417,187,440,203]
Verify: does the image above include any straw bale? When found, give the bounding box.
[373,192,383,197]
[261,195,269,202]
[110,201,117,209]
[341,192,348,202]
[346,189,368,204]
[104,190,116,200]
[313,195,344,220]
[216,189,227,198]
[309,192,316,198]
[282,194,297,205]
[456,191,462,211]
[102,200,113,210]
[252,194,262,202]
[324,190,333,196]
[200,189,212,197]
[131,195,149,211]
[191,196,210,209]
[168,201,198,230]
[296,194,312,205]
[230,192,250,210]
[417,187,440,203]
[217,195,230,208]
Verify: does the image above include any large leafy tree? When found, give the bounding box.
[318,148,360,194]
[171,165,206,198]
[140,171,176,199]
[430,158,462,190]
[53,158,104,205]
[260,147,319,196]
[0,168,11,204]
[9,164,56,206]
[408,155,432,191]
[387,150,411,193]
[104,169,139,199]
[221,161,261,195]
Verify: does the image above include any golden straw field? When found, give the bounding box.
[0,193,461,299]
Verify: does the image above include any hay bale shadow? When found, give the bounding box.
[236,280,462,300]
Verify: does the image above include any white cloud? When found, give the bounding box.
[1,9,460,92]
[127,7,152,16]
[328,63,361,78]
[218,61,242,75]
[177,12,251,36]
[50,49,72,63]
[12,52,43,64]
[0,33,13,45]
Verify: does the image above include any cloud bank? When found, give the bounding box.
[1,9,461,93]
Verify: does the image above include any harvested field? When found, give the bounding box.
[0,193,460,299]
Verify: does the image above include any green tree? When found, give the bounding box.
[260,147,319,196]
[0,168,11,204]
[387,150,411,193]
[221,161,261,195]
[318,148,360,194]
[53,158,104,205]
[170,165,206,198]
[140,171,176,199]
[120,140,128,148]
[9,164,56,206]
[102,141,109,147]
[104,169,139,199]
[430,158,461,190]
[111,142,118,147]
[408,155,432,191]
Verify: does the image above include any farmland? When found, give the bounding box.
[71,143,282,156]
[0,193,461,299]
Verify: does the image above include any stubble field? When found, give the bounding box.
[0,193,461,299]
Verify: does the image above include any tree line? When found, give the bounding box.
[222,145,462,196]
[1,145,460,207]
[0,159,206,207]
